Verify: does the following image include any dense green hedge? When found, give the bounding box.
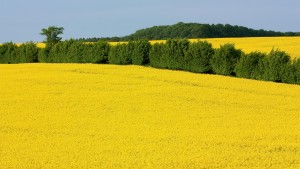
[1,39,299,85]
[234,51,266,79]
[184,41,214,73]
[108,42,134,65]
[149,39,299,84]
[38,40,110,63]
[149,42,166,68]
[210,43,242,76]
[132,40,151,65]
[108,40,151,65]
[234,50,297,83]
[0,42,17,64]
[0,42,38,64]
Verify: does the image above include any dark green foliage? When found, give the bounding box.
[210,43,242,76]
[162,39,189,69]
[76,36,121,42]
[150,39,212,71]
[16,42,39,63]
[48,41,68,63]
[0,43,8,63]
[294,59,300,84]
[64,23,300,42]
[277,57,300,84]
[40,26,64,45]
[45,40,110,63]
[107,45,120,64]
[38,46,50,63]
[184,41,214,73]
[234,51,266,79]
[149,43,165,68]
[0,42,18,64]
[123,22,294,40]
[0,45,5,63]
[108,42,134,65]
[87,41,110,63]
[77,41,110,64]
[66,41,84,63]
[281,61,297,84]
[0,42,38,64]
[125,41,135,64]
[260,49,291,82]
[132,40,151,65]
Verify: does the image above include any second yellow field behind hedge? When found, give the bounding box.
[34,37,300,58]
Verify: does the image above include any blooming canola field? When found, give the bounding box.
[0,63,300,168]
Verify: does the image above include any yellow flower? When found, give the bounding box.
[0,63,299,168]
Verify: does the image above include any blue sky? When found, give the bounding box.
[0,0,299,43]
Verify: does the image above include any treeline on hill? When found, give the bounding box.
[76,37,121,42]
[0,39,300,85]
[124,22,300,40]
[72,23,300,42]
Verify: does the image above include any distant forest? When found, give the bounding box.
[77,22,300,42]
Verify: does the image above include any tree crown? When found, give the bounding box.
[40,26,64,44]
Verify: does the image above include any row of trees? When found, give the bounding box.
[76,37,121,42]
[0,39,299,85]
[108,40,150,65]
[235,50,300,84]
[0,42,39,64]
[123,22,300,40]
[149,39,300,84]
[38,40,110,63]
[68,23,300,42]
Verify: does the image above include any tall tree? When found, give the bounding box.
[40,26,64,45]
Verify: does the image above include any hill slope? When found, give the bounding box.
[0,64,299,168]
[123,22,300,40]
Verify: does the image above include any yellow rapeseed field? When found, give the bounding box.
[36,42,46,48]
[15,43,46,48]
[0,63,299,168]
